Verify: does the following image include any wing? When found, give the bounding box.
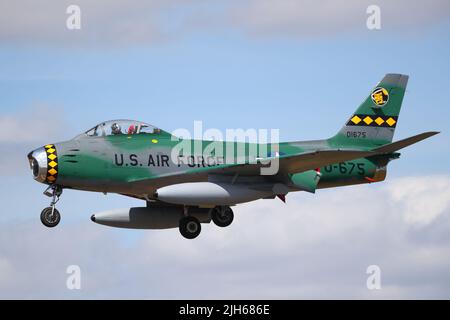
[215,131,440,175]
[125,132,439,196]
[127,149,376,191]
[199,149,377,176]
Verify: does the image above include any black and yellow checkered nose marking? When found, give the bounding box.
[44,144,58,184]
[346,114,398,128]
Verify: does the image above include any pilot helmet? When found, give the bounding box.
[111,123,121,133]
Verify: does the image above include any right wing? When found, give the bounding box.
[126,131,439,193]
[209,149,377,176]
[127,149,376,190]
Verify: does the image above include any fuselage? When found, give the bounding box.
[28,131,389,203]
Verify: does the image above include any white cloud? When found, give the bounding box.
[0,175,449,298]
[225,0,450,38]
[0,0,202,47]
[387,176,450,225]
[0,0,449,47]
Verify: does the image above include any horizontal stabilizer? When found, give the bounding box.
[373,131,439,154]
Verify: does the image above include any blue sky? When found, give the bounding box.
[0,0,450,299]
[2,19,449,175]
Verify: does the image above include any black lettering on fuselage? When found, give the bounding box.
[161,155,169,167]
[177,155,184,167]
[116,154,225,168]
[188,155,196,168]
[115,154,124,166]
[148,154,156,166]
[130,154,138,166]
[147,154,170,167]
[196,155,206,167]
[175,155,225,168]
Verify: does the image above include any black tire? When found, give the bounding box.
[40,207,61,228]
[179,216,201,239]
[212,206,234,228]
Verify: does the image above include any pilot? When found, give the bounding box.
[111,123,122,135]
[127,124,136,135]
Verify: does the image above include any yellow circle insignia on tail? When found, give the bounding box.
[371,87,389,107]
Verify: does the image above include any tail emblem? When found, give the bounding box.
[371,87,389,107]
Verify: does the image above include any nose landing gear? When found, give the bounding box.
[40,185,63,228]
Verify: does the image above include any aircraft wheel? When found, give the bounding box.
[179,216,201,239]
[40,207,61,228]
[212,206,234,228]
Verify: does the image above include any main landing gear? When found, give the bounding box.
[179,216,202,239]
[211,206,234,228]
[40,185,63,228]
[178,206,234,239]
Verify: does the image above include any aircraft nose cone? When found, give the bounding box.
[28,147,48,183]
[90,214,96,222]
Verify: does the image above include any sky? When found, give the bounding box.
[0,0,450,299]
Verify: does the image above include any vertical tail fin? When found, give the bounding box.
[329,74,409,148]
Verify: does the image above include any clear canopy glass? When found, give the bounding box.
[79,120,163,138]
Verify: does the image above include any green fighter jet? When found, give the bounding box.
[28,74,438,239]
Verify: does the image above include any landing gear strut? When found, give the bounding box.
[212,206,234,227]
[40,185,63,228]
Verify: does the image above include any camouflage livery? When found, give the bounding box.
[28,74,439,238]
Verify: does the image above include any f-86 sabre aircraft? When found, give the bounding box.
[28,74,438,239]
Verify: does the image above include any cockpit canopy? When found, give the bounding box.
[76,120,167,139]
